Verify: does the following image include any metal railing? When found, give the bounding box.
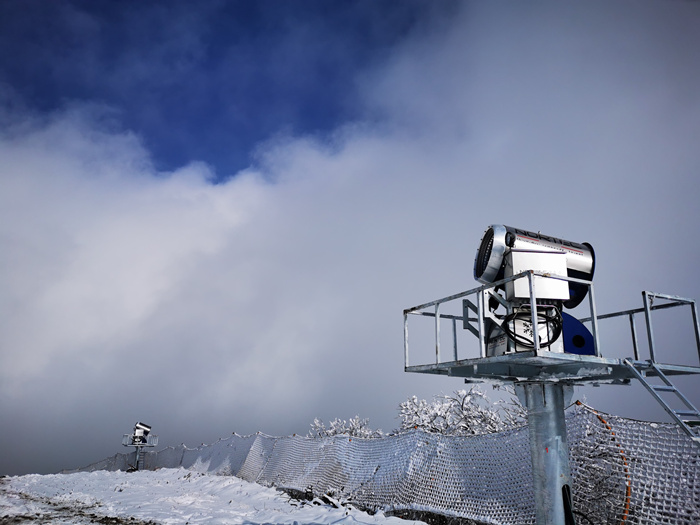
[578,291,700,364]
[403,270,599,368]
[122,434,159,447]
[404,273,700,370]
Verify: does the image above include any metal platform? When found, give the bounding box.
[404,274,700,379]
[122,434,159,447]
[403,275,700,443]
[405,232,700,524]
[406,352,700,384]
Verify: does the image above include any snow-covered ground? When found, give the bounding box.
[0,468,427,524]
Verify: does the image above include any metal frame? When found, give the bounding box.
[577,291,700,364]
[122,434,158,471]
[122,434,159,447]
[404,272,700,523]
[404,270,599,365]
[623,359,700,442]
[404,273,700,383]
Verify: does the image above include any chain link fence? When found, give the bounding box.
[73,403,699,524]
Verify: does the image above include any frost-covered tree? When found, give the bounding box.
[308,416,384,438]
[309,386,525,438]
[398,386,526,435]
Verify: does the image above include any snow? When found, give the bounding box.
[0,468,427,524]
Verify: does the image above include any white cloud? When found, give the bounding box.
[0,109,263,382]
[2,0,700,475]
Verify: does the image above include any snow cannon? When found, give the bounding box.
[122,422,157,471]
[473,225,596,356]
[133,422,151,444]
[474,224,595,309]
[406,221,700,525]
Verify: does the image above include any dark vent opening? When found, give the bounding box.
[475,227,495,279]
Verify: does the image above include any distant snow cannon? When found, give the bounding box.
[122,422,158,471]
[133,422,151,444]
[474,224,595,309]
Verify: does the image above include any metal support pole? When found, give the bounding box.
[134,446,141,471]
[518,382,575,525]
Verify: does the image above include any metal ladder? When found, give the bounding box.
[624,359,700,443]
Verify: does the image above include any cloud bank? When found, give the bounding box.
[1,1,700,475]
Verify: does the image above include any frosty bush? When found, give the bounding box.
[310,386,526,438]
[308,416,384,438]
[398,386,526,436]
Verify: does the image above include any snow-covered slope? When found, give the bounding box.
[0,468,427,524]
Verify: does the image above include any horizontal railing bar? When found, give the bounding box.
[414,302,685,324]
[408,311,470,321]
[646,292,695,304]
[404,271,592,314]
[579,301,686,323]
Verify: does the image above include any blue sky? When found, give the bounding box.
[2,0,700,476]
[0,0,441,178]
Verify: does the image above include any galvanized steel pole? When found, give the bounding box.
[519,382,575,525]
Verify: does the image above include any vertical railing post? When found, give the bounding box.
[435,303,441,364]
[628,313,639,361]
[404,311,409,368]
[643,291,656,362]
[478,290,487,358]
[587,283,600,358]
[527,272,541,355]
[691,300,700,365]
[452,318,458,361]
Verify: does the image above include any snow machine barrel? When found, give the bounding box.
[133,422,151,444]
[473,224,595,308]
